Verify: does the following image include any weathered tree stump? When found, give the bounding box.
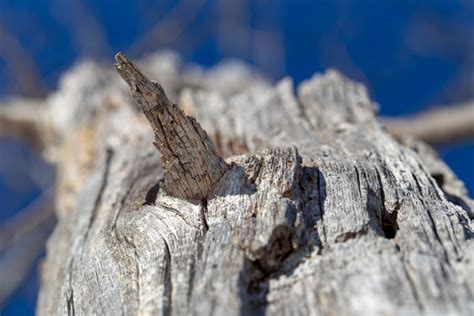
[30,53,473,315]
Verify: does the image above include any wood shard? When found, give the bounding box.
[114,52,228,200]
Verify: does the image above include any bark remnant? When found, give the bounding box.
[115,52,228,201]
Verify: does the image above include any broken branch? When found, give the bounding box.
[114,52,228,201]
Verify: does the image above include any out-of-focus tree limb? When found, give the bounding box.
[0,189,56,306]
[50,0,109,59]
[0,189,55,252]
[0,25,47,98]
[0,99,58,161]
[384,100,474,146]
[130,0,207,55]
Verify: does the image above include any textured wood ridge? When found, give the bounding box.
[36,55,473,315]
[115,53,228,200]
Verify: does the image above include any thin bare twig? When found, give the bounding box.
[130,0,208,56]
[50,0,109,58]
[0,189,56,306]
[0,189,55,253]
[0,25,47,98]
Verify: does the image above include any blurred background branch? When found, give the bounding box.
[50,0,109,59]
[0,25,47,98]
[0,189,55,307]
[385,101,474,146]
[130,0,208,56]
[0,99,55,156]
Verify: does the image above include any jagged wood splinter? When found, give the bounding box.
[114,52,228,200]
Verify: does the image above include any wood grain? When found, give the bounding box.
[115,53,228,201]
[34,56,473,315]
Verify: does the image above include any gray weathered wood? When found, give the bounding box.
[114,53,228,201]
[34,55,473,315]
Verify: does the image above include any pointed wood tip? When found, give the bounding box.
[114,52,169,111]
[114,52,146,90]
[114,53,228,201]
[114,52,126,63]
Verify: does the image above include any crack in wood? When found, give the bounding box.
[163,238,172,316]
[66,289,75,316]
[200,199,209,233]
[317,168,328,243]
[143,181,161,206]
[374,166,400,239]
